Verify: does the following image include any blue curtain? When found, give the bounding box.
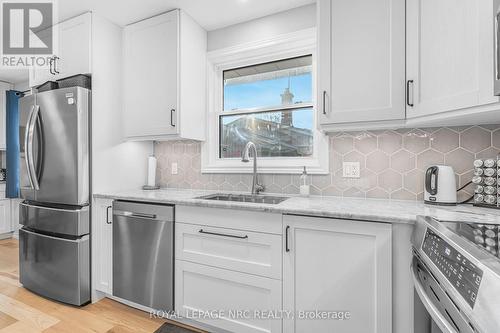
[6,90,22,198]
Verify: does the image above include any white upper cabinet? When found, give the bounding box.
[0,82,13,150]
[123,10,207,141]
[406,0,498,119]
[56,14,92,79]
[29,13,91,87]
[318,0,406,128]
[283,215,392,333]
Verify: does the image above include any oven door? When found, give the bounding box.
[412,256,474,333]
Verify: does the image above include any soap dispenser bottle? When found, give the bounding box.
[299,166,310,197]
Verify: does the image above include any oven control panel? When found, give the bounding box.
[422,228,483,308]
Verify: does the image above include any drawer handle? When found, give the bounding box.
[198,229,248,239]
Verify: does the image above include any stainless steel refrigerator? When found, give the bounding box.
[18,86,91,306]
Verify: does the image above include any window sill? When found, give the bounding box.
[200,163,329,175]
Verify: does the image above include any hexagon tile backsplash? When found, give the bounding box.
[155,125,500,201]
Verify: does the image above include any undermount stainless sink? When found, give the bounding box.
[196,193,289,205]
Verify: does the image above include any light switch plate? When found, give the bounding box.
[171,162,178,175]
[343,162,360,178]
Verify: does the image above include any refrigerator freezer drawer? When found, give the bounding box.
[20,202,89,237]
[19,228,90,306]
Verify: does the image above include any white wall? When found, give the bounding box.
[13,81,30,92]
[91,14,153,193]
[207,3,316,51]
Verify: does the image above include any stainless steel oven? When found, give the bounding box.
[412,216,500,333]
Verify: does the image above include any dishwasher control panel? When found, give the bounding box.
[422,228,483,308]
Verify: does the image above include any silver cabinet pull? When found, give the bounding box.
[198,229,248,239]
[322,90,327,115]
[53,56,60,74]
[48,58,54,75]
[106,206,112,224]
[170,109,176,127]
[285,225,290,252]
[406,80,414,107]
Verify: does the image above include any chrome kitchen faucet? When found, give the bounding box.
[241,142,265,195]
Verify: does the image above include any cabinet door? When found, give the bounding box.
[55,13,91,79]
[283,215,392,333]
[92,198,113,294]
[0,82,13,150]
[175,260,282,333]
[318,0,405,125]
[28,25,56,87]
[10,199,22,236]
[0,199,11,234]
[406,0,497,118]
[123,11,179,139]
[29,13,91,87]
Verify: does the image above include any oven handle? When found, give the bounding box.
[411,264,458,333]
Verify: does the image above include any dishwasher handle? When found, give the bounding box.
[113,210,158,220]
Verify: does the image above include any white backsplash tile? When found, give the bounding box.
[155,125,500,200]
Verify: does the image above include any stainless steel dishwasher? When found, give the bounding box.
[112,201,174,311]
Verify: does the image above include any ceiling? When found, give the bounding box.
[59,0,315,30]
[0,69,29,86]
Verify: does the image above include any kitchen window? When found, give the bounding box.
[202,29,329,174]
[220,55,314,159]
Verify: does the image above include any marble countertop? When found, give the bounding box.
[94,188,500,225]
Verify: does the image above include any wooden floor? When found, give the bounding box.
[0,238,199,333]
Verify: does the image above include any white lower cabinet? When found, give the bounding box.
[92,198,113,294]
[282,215,392,333]
[175,222,282,279]
[175,206,283,333]
[175,260,282,333]
[0,199,12,235]
[10,198,22,236]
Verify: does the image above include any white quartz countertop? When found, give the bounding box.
[94,188,500,225]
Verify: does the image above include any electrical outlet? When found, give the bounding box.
[343,162,360,178]
[171,162,178,175]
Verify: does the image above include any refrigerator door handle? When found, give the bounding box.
[24,105,35,189]
[26,105,40,190]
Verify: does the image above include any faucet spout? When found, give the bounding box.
[241,142,264,195]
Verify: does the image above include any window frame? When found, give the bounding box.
[201,28,329,174]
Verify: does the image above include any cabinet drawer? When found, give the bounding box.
[176,206,282,235]
[175,260,282,333]
[176,223,282,279]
